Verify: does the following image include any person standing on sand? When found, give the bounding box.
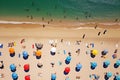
[82,34,85,39]
[43,24,45,28]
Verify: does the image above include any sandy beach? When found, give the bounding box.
[0,20,120,80]
[0,0,120,79]
[0,19,120,38]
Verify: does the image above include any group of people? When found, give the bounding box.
[0,37,119,80]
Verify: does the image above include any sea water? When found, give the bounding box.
[0,0,120,21]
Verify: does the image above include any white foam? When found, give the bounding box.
[73,27,99,30]
[0,20,46,25]
[0,20,119,25]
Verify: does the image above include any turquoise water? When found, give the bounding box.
[0,0,120,20]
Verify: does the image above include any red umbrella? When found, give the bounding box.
[64,67,70,73]
[24,64,29,71]
[25,75,30,80]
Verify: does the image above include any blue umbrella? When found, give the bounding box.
[66,56,71,62]
[22,51,28,57]
[12,72,18,79]
[76,64,82,69]
[116,60,120,66]
[106,72,112,78]
[116,75,120,80]
[91,62,97,68]
[104,60,110,66]
[10,64,16,71]
[51,74,56,80]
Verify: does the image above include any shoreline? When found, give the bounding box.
[0,16,119,23]
[0,17,120,39]
[0,20,120,29]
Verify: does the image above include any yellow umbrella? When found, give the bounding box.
[35,50,42,56]
[9,47,15,54]
[91,50,98,56]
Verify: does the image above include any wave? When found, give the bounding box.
[73,27,99,30]
[0,20,120,26]
[99,23,120,26]
[0,20,46,25]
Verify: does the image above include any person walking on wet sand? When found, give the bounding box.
[103,30,107,34]
[94,25,97,29]
[98,32,101,36]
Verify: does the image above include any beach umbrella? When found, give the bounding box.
[76,63,82,69]
[106,72,112,78]
[24,64,29,71]
[64,67,70,73]
[104,60,110,66]
[91,50,98,55]
[116,75,120,80]
[102,49,108,55]
[116,60,120,66]
[76,63,82,72]
[91,62,97,68]
[51,47,56,52]
[10,64,16,71]
[66,56,71,61]
[12,72,18,79]
[22,51,28,57]
[35,50,42,56]
[51,73,56,80]
[9,47,15,53]
[25,75,30,80]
